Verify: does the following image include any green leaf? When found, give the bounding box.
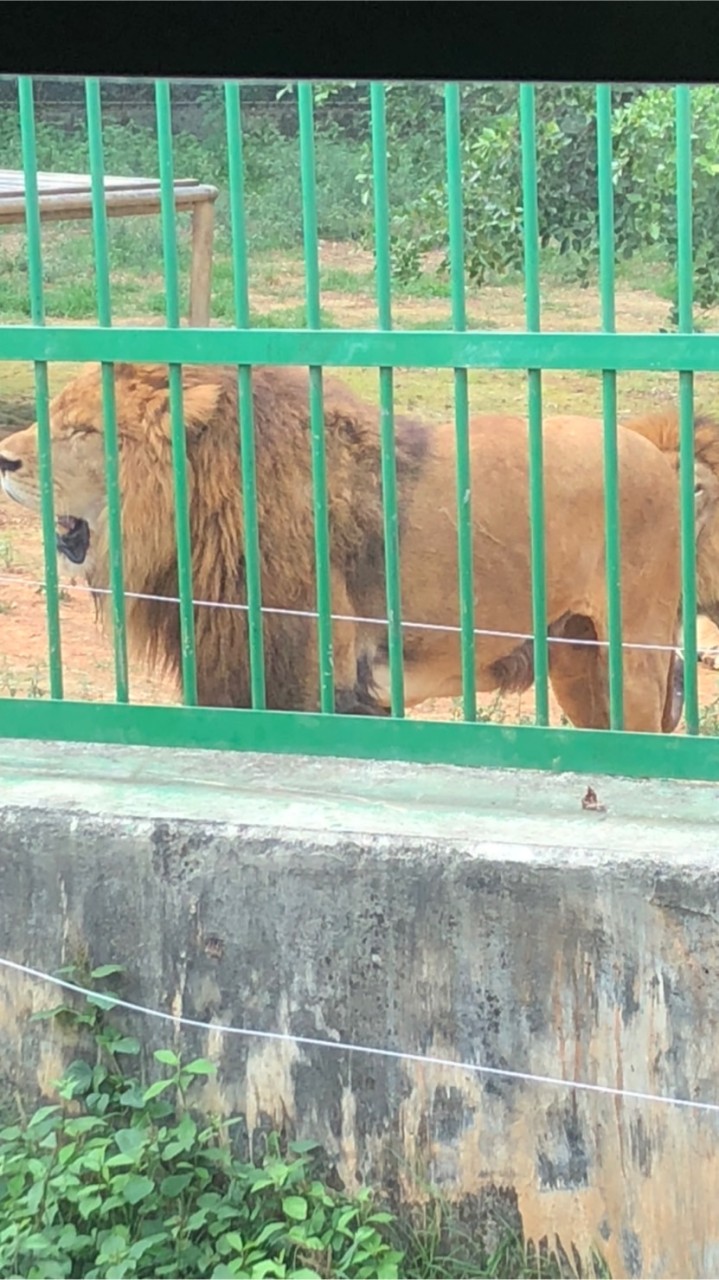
[222,1230,245,1253]
[119,1083,146,1109]
[107,1153,138,1171]
[111,1036,141,1055]
[78,1193,103,1220]
[97,1228,130,1258]
[99,1194,125,1215]
[186,1207,209,1232]
[62,1059,93,1097]
[17,1233,54,1252]
[128,1233,168,1260]
[91,963,125,979]
[282,1194,308,1222]
[30,1003,73,1022]
[154,1048,180,1066]
[251,1261,286,1279]
[160,1172,193,1197]
[122,1173,155,1204]
[376,1259,402,1279]
[26,1181,44,1214]
[57,1223,78,1249]
[142,1078,174,1101]
[182,1057,216,1076]
[64,1115,105,1137]
[114,1127,147,1156]
[27,1105,61,1127]
[253,1221,285,1247]
[86,992,119,1010]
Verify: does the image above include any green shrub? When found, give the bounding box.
[0,967,605,1279]
[0,968,403,1280]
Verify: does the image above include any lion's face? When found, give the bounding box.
[0,369,109,567]
[0,363,223,573]
[694,451,719,628]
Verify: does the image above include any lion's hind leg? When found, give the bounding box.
[487,613,609,728]
[549,612,678,733]
[545,613,609,729]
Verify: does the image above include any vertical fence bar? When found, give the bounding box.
[17,76,63,700]
[596,84,624,730]
[298,82,334,713]
[370,83,405,718]
[225,82,266,710]
[155,80,198,706]
[445,83,476,722]
[85,78,129,705]
[676,85,699,734]
[519,84,549,726]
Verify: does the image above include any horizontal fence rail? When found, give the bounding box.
[0,76,716,782]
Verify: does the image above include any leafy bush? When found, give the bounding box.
[352,82,719,316]
[0,967,589,1280]
[0,968,403,1280]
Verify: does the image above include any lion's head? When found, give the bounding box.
[0,362,397,712]
[623,406,719,629]
[0,363,228,578]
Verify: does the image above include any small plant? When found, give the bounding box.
[699,694,719,735]
[0,536,14,570]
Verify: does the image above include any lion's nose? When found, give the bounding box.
[0,455,21,473]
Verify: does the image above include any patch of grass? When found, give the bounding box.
[700,695,719,735]
[321,266,374,293]
[250,304,339,329]
[0,537,14,570]
[0,659,46,699]
[395,272,451,301]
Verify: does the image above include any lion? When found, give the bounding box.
[622,407,719,676]
[0,362,687,732]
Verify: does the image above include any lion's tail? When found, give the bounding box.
[488,638,536,695]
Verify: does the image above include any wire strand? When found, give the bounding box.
[0,571,688,657]
[2,954,718,1117]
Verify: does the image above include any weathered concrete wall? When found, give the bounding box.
[1,740,718,1279]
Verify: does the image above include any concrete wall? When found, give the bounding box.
[1,739,718,1279]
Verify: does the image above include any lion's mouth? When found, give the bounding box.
[56,516,90,566]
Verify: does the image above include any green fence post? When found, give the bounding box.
[155,80,198,706]
[676,85,699,735]
[370,82,405,718]
[445,83,476,722]
[17,76,63,700]
[85,77,130,704]
[519,84,549,727]
[596,84,624,730]
[298,82,334,714]
[225,82,266,710]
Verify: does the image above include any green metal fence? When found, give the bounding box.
[0,77,717,782]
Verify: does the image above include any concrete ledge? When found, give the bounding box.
[1,740,718,1278]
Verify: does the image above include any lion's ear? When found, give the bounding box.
[183,382,223,438]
